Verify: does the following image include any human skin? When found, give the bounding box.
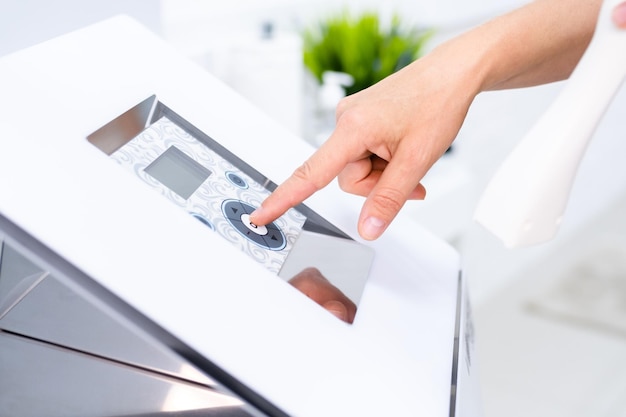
[614,1,626,26]
[289,267,357,323]
[251,0,615,240]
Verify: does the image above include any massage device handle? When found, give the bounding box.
[473,0,626,248]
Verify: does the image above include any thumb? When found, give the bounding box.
[358,187,406,240]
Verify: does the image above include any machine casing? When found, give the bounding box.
[0,16,482,417]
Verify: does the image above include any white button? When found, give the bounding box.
[241,214,268,235]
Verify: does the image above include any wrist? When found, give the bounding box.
[423,30,492,99]
[462,0,601,91]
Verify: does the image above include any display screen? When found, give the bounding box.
[144,146,211,200]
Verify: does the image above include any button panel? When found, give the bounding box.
[109,114,306,274]
[221,200,286,251]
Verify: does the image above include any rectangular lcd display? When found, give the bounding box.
[144,145,211,200]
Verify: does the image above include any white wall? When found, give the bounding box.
[0,0,161,57]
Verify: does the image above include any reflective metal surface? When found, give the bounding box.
[0,240,214,387]
[0,217,283,417]
[0,331,251,417]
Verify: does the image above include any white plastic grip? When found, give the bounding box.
[473,0,626,248]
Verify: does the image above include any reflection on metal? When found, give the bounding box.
[0,331,249,417]
[0,241,48,319]
[162,382,244,413]
[0,239,215,387]
[0,224,260,417]
[0,271,48,320]
[87,95,158,155]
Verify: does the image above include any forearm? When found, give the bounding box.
[430,0,602,93]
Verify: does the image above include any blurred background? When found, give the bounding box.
[2,1,626,415]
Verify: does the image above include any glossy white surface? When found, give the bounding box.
[0,16,462,417]
[474,0,626,248]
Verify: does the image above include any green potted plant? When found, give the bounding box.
[302,10,433,95]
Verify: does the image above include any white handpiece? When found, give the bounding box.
[473,0,626,248]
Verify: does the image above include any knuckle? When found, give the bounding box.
[335,96,353,118]
[335,104,368,133]
[287,160,324,200]
[292,160,317,186]
[369,187,405,216]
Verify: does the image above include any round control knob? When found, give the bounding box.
[226,172,248,189]
[221,199,286,250]
[190,212,215,231]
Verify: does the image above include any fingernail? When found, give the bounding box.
[614,3,626,28]
[324,301,349,322]
[361,216,386,240]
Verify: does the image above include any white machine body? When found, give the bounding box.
[0,17,480,417]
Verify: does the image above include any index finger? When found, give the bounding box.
[250,132,363,226]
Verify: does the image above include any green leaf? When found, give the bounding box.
[302,10,433,95]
